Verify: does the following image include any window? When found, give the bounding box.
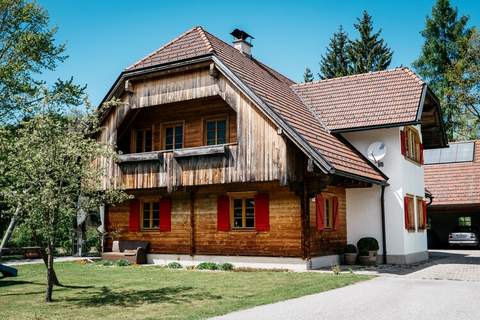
[205,118,227,145]
[323,197,334,229]
[416,196,426,230]
[231,196,255,229]
[164,123,183,150]
[134,128,153,153]
[311,194,338,231]
[142,201,160,229]
[404,195,415,231]
[401,126,422,164]
[459,216,472,227]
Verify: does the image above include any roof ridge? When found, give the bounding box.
[126,26,203,70]
[291,67,422,88]
[196,26,215,53]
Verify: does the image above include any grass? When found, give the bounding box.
[0,262,372,320]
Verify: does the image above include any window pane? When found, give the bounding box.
[233,199,243,228]
[152,202,159,228]
[245,198,254,228]
[324,199,330,228]
[143,202,151,228]
[165,127,173,150]
[136,130,143,153]
[217,120,226,144]
[206,121,216,132]
[175,126,183,149]
[207,129,216,145]
[144,129,152,152]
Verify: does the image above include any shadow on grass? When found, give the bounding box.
[0,280,44,287]
[68,285,222,307]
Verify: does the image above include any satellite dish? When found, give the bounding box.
[367,141,387,163]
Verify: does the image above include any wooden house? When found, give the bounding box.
[98,27,447,268]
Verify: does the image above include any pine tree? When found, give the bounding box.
[413,0,474,140]
[319,26,350,79]
[303,67,314,82]
[348,11,393,74]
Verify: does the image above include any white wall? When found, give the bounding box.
[343,125,427,262]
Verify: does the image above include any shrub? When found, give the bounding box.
[331,264,341,275]
[219,262,234,271]
[96,260,113,266]
[166,261,183,269]
[344,244,357,254]
[358,249,369,257]
[196,262,219,270]
[115,259,131,267]
[85,228,100,254]
[357,237,379,252]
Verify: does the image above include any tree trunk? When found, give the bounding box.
[40,248,60,286]
[0,206,21,258]
[45,241,55,302]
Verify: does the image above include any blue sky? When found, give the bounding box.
[39,0,479,105]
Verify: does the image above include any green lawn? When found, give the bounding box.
[0,262,371,320]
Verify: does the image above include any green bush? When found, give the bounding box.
[358,250,369,257]
[344,244,357,253]
[115,259,131,267]
[357,237,379,252]
[166,262,183,269]
[196,262,219,270]
[219,262,234,271]
[96,260,113,266]
[85,228,100,253]
[9,225,35,248]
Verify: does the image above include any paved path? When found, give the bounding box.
[213,250,480,320]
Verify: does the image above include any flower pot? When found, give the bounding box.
[368,250,378,265]
[344,253,357,265]
[358,255,370,266]
[112,240,119,252]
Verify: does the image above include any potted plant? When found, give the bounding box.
[357,237,379,265]
[358,250,370,265]
[343,244,358,265]
[108,223,123,252]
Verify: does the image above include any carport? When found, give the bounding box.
[424,140,480,249]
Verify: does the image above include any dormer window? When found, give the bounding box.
[401,126,423,164]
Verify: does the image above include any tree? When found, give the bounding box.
[319,26,351,79]
[348,10,393,74]
[414,0,477,140]
[303,67,314,82]
[0,94,129,302]
[0,0,67,123]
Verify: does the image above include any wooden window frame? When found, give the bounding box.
[403,126,422,164]
[141,198,160,230]
[161,121,184,150]
[229,192,256,230]
[416,196,425,230]
[203,115,229,146]
[323,196,334,229]
[131,126,154,153]
[405,194,416,231]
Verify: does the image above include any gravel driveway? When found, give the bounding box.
[212,250,480,320]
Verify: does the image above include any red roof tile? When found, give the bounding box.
[424,141,480,206]
[291,69,425,130]
[122,26,387,183]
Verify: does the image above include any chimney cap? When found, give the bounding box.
[230,29,254,41]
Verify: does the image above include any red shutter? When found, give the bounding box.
[332,197,339,230]
[422,200,427,229]
[420,143,424,164]
[316,194,324,231]
[217,195,230,231]
[404,196,410,230]
[400,130,406,156]
[255,193,270,231]
[159,198,172,232]
[128,199,140,232]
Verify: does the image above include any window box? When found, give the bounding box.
[117,151,163,163]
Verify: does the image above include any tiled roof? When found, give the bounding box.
[424,140,480,206]
[291,68,425,130]
[123,26,387,183]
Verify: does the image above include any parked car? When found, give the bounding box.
[448,227,479,247]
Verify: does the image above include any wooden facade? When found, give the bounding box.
[100,64,349,259]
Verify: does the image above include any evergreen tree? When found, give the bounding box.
[348,11,393,74]
[319,26,350,79]
[303,67,314,82]
[413,0,475,140]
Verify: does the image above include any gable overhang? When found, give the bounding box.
[99,54,387,186]
[330,85,448,149]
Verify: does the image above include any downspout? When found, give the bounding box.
[381,185,387,264]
